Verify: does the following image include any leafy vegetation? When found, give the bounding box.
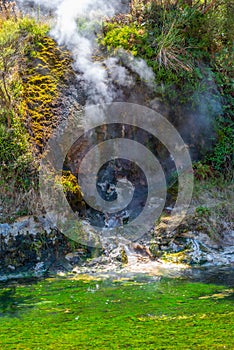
[0,7,41,215]
[0,0,233,219]
[0,4,72,220]
[100,0,233,176]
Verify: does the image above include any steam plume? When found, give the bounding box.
[17,0,155,104]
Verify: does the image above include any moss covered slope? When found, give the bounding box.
[0,7,72,220]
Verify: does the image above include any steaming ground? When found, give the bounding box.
[17,0,155,104]
[16,0,222,148]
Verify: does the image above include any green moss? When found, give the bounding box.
[0,276,233,349]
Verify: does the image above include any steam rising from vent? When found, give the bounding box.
[17,0,155,104]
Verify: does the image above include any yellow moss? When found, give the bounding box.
[21,35,72,151]
[162,251,189,264]
[121,248,128,264]
[54,171,83,205]
[60,171,82,197]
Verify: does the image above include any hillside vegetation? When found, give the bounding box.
[0,0,233,222]
[0,2,72,219]
[100,0,233,175]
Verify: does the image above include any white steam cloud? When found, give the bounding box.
[17,0,155,104]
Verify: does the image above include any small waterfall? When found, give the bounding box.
[118,240,154,267]
[188,238,202,263]
[121,243,137,265]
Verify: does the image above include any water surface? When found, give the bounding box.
[0,270,233,349]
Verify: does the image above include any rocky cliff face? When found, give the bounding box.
[0,1,232,277]
[1,181,233,277]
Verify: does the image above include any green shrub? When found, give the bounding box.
[193,161,214,180]
[0,11,70,216]
[207,118,234,175]
[195,205,211,217]
[100,23,146,56]
[99,0,233,176]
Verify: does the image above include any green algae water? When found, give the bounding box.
[0,274,233,350]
